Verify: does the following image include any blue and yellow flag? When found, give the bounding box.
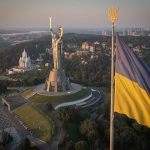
[114,35,150,127]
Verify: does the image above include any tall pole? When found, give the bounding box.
[110,21,115,150]
[49,17,52,30]
[108,7,118,150]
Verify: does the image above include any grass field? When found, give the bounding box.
[4,89,19,95]
[14,104,55,143]
[29,88,91,104]
[20,88,33,98]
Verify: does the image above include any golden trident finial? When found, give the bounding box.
[108,6,119,23]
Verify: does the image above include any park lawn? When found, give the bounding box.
[14,104,55,143]
[4,89,19,95]
[29,88,91,104]
[20,88,33,98]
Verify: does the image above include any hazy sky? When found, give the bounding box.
[0,0,150,29]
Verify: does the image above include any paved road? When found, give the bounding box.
[48,111,62,150]
[79,90,104,113]
[37,104,62,150]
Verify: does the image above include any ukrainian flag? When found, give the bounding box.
[114,35,150,127]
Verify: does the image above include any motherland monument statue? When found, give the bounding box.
[45,17,71,92]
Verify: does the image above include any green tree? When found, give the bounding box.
[0,80,8,94]
[75,141,88,150]
[56,108,70,128]
[17,138,31,150]
[87,130,97,150]
[65,140,74,150]
[45,102,53,112]
[80,119,95,136]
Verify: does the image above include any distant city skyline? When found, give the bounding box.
[0,0,150,29]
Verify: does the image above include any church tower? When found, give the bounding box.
[19,49,31,69]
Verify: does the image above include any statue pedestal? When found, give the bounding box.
[45,68,71,92]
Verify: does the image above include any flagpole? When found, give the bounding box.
[108,7,118,150]
[110,21,115,150]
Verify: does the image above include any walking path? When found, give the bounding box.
[48,111,62,150]
[54,93,92,110]
[54,88,102,110]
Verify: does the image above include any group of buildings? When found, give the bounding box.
[64,41,108,63]
[101,28,150,36]
[65,41,100,55]
[7,41,100,76]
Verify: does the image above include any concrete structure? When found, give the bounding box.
[34,83,81,96]
[2,95,27,111]
[45,18,71,92]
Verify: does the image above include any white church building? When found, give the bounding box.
[19,49,31,69]
[8,49,35,74]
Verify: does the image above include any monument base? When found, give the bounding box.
[34,83,82,96]
[45,68,72,92]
